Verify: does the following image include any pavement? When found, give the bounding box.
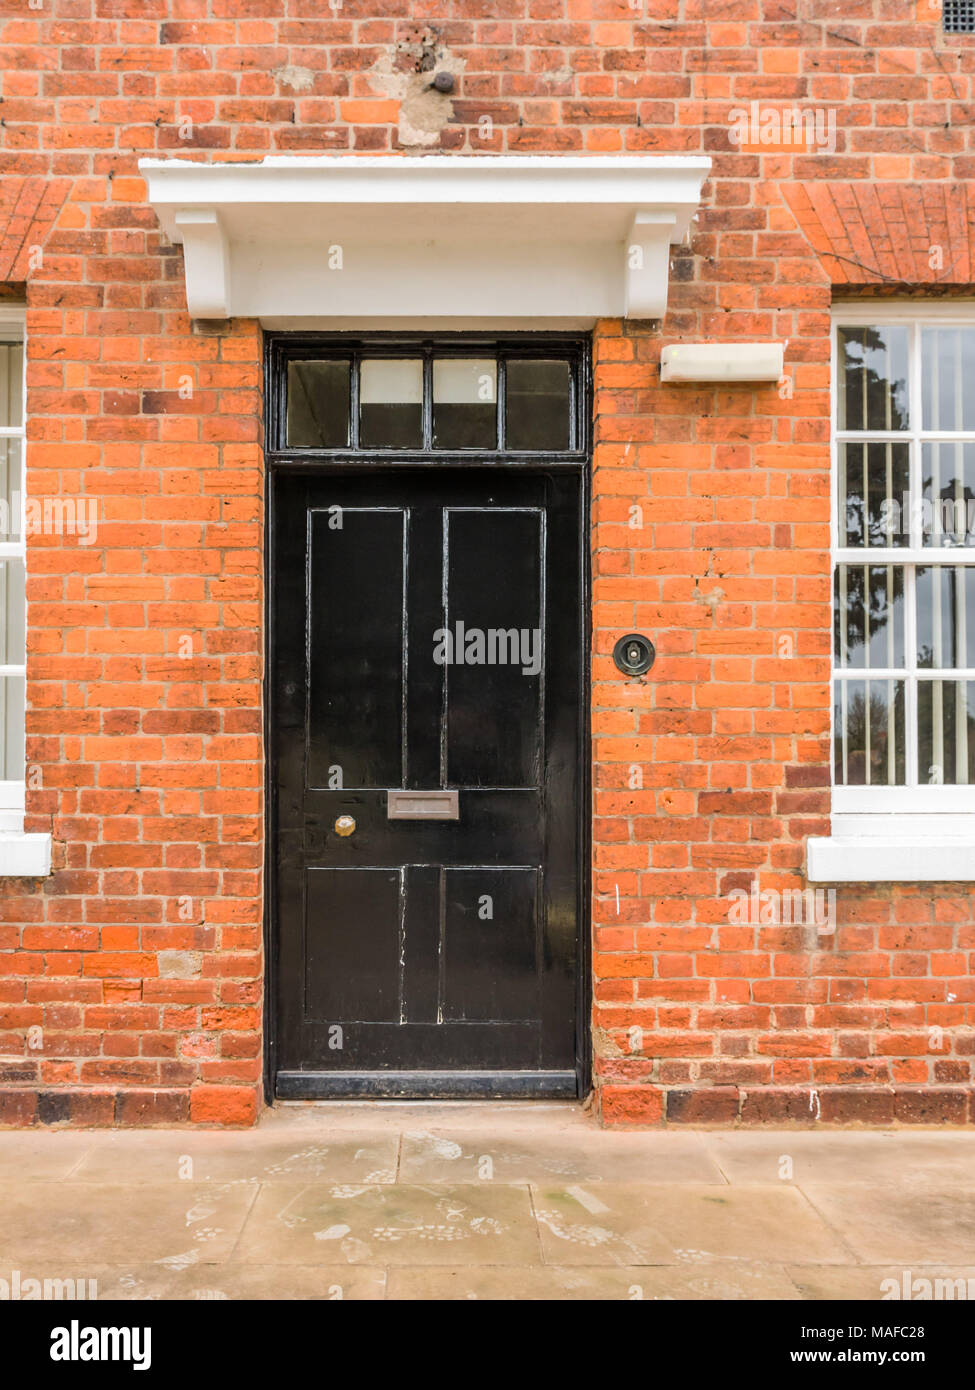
[1,1102,974,1300]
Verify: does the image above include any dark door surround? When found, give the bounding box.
[263,333,592,1103]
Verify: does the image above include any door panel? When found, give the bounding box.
[445,509,542,788]
[441,867,540,1022]
[271,467,584,1097]
[307,508,406,789]
[305,868,403,1023]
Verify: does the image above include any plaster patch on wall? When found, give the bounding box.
[158,950,203,979]
[593,1026,624,1058]
[370,33,464,148]
[273,64,316,93]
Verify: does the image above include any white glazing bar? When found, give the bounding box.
[835,668,975,680]
[862,440,869,546]
[837,557,848,782]
[932,439,942,546]
[955,440,966,544]
[836,548,975,565]
[838,564,848,667]
[957,678,968,784]
[932,564,944,778]
[910,321,923,551]
[887,560,896,785]
[953,331,965,549]
[887,562,895,669]
[905,564,919,788]
[838,443,847,547]
[841,676,849,784]
[865,673,872,787]
[956,559,969,783]
[888,675,896,785]
[863,562,871,672]
[885,342,893,551]
[861,329,868,428]
[836,431,975,443]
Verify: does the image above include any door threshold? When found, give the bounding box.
[275,1070,578,1099]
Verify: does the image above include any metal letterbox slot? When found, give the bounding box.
[387,789,460,820]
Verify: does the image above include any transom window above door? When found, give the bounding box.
[271,339,586,455]
[832,307,975,813]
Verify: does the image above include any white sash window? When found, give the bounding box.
[810,304,975,881]
[0,306,50,875]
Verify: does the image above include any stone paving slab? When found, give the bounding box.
[0,1132,95,1181]
[234,1182,543,1266]
[1,1105,973,1299]
[87,1264,387,1301]
[704,1130,975,1189]
[799,1184,975,1265]
[530,1182,849,1265]
[70,1130,399,1186]
[399,1127,722,1184]
[786,1265,975,1301]
[386,1261,802,1300]
[0,1181,257,1264]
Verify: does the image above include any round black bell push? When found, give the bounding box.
[613,633,655,676]
[431,71,455,93]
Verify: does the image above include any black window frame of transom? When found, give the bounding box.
[265,333,590,461]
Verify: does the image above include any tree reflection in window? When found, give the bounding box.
[838,326,910,432]
[834,564,904,669]
[834,682,905,786]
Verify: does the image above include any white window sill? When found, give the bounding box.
[809,830,975,882]
[0,831,51,877]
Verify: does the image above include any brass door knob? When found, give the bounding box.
[334,815,356,837]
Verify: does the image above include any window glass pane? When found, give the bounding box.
[0,437,22,541]
[838,441,909,547]
[921,441,975,547]
[833,678,905,786]
[0,341,23,429]
[287,360,350,447]
[918,679,975,786]
[433,359,496,450]
[922,327,975,432]
[834,563,905,669]
[0,675,24,780]
[504,359,571,450]
[360,358,423,449]
[916,565,975,669]
[837,326,909,431]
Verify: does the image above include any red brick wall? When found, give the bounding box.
[0,0,973,1126]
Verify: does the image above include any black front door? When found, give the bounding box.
[270,467,585,1097]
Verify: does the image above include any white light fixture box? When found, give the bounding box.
[660,342,785,383]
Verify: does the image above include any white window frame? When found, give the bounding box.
[0,306,26,825]
[810,300,975,881]
[0,305,49,875]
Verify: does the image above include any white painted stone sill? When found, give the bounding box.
[808,835,975,883]
[0,832,52,877]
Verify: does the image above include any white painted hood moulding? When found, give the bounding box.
[140,154,711,326]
